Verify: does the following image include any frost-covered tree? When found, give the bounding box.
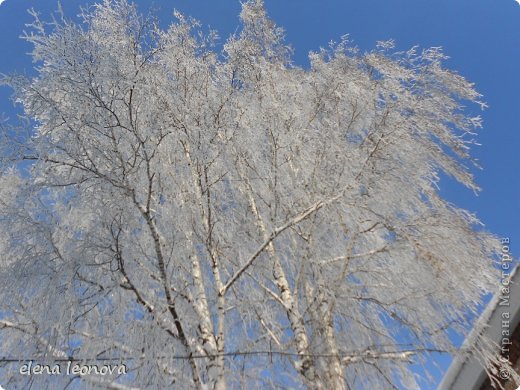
[0,1,515,388]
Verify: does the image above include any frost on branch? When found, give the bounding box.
[0,0,512,388]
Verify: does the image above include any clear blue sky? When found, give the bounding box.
[1,0,519,388]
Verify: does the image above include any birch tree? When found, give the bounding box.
[0,0,514,388]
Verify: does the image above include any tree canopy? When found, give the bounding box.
[0,0,513,388]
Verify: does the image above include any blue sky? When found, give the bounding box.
[0,0,519,388]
